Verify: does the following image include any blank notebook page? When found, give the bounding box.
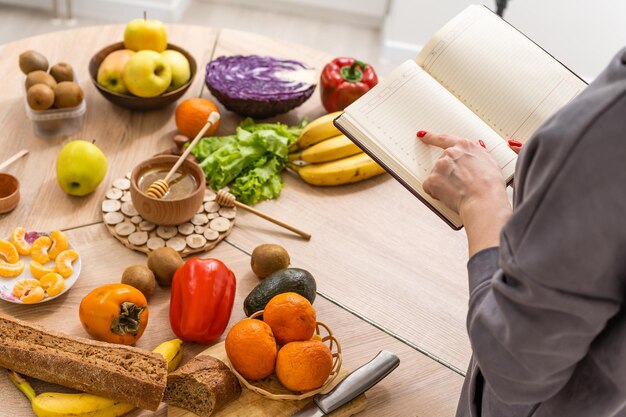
[344,60,516,185]
[416,5,586,143]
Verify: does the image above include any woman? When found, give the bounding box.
[420,49,626,417]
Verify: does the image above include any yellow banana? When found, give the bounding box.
[289,134,362,163]
[292,111,343,150]
[8,338,183,417]
[288,153,386,186]
[153,337,183,373]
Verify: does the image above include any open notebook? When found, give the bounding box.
[334,5,587,229]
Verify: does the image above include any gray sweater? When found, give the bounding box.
[456,48,626,417]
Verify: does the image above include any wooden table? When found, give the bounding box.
[0,25,469,416]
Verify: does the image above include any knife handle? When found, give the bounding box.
[316,351,400,414]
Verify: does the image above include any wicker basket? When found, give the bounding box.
[228,310,342,401]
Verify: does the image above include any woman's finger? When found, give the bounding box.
[508,139,523,155]
[417,131,461,149]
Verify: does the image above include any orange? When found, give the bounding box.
[13,278,44,303]
[55,249,79,278]
[225,318,277,381]
[0,260,25,278]
[31,236,52,264]
[29,260,56,279]
[0,240,19,264]
[275,340,333,392]
[40,272,65,297]
[48,230,69,260]
[10,227,31,256]
[175,98,220,138]
[263,292,317,345]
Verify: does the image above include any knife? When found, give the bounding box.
[291,350,400,417]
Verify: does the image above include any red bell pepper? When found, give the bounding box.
[169,258,236,344]
[320,57,378,113]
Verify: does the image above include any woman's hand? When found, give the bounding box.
[419,131,512,255]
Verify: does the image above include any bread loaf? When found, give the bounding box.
[164,355,242,416]
[0,312,167,410]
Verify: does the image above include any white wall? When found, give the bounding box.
[0,0,190,22]
[382,0,626,80]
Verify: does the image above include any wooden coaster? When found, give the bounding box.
[102,176,236,256]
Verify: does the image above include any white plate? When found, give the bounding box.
[0,235,81,304]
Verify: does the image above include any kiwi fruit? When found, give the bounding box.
[27,84,55,110]
[53,82,84,108]
[251,243,290,278]
[25,70,56,90]
[19,50,48,74]
[49,62,74,83]
[121,265,156,299]
[147,247,184,286]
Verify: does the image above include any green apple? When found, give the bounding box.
[97,49,135,94]
[161,50,190,92]
[122,50,172,98]
[56,140,107,197]
[124,18,167,52]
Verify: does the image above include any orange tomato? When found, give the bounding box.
[79,284,149,345]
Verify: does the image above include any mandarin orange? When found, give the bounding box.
[263,292,316,345]
[175,98,220,138]
[225,318,277,381]
[275,340,333,392]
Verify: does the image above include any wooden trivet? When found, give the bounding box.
[102,174,236,257]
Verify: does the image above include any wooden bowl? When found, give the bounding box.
[0,173,20,214]
[130,155,205,226]
[228,310,342,401]
[88,42,197,111]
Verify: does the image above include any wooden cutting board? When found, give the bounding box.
[168,342,368,417]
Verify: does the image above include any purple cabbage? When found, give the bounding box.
[205,55,316,118]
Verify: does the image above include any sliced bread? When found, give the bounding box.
[0,312,167,410]
[164,355,242,416]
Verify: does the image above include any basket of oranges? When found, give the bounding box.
[225,292,342,400]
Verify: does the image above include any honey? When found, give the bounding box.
[139,165,197,200]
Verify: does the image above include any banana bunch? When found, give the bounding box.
[288,112,385,186]
[8,338,183,417]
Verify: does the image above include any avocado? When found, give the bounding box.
[244,268,316,316]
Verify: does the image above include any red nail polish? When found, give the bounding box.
[478,139,486,148]
[416,130,427,138]
[508,140,523,147]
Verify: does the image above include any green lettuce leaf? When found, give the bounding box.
[190,118,306,204]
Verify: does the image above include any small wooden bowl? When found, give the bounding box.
[228,310,342,401]
[88,42,197,111]
[0,173,20,214]
[130,155,205,226]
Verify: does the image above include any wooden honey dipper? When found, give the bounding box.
[215,189,312,240]
[146,112,220,199]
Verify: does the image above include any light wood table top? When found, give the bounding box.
[0,224,463,417]
[0,24,471,415]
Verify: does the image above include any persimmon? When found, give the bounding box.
[225,318,277,381]
[79,284,149,345]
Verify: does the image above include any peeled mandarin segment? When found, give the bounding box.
[40,272,65,297]
[48,230,69,260]
[29,260,57,279]
[0,240,19,264]
[0,260,25,278]
[10,227,31,256]
[31,236,52,264]
[55,249,78,278]
[13,278,42,298]
[21,286,45,304]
